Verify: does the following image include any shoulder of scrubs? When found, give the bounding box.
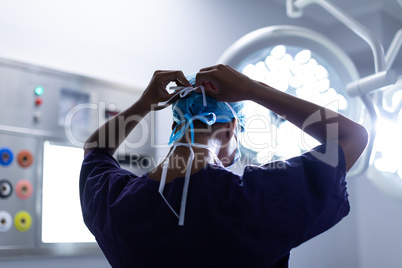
[242,141,349,248]
[79,148,138,233]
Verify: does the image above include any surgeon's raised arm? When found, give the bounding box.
[196,64,368,172]
[83,70,191,156]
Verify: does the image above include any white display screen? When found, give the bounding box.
[42,142,95,243]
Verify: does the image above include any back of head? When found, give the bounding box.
[169,73,245,145]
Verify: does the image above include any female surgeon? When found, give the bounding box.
[80,64,368,267]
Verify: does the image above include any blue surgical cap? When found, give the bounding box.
[169,73,245,145]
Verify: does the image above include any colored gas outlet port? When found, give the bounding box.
[0,211,13,232]
[14,211,32,232]
[0,180,13,198]
[0,147,13,166]
[17,150,33,168]
[16,179,33,200]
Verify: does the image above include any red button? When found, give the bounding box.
[35,98,43,106]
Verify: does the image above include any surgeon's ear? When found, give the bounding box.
[228,119,237,139]
[222,120,236,140]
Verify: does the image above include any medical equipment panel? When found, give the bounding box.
[0,57,154,258]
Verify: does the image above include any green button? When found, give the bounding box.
[34,86,44,96]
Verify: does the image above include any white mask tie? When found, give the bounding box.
[158,86,207,107]
[158,142,222,226]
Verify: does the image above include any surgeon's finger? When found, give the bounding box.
[166,70,192,87]
[154,70,191,89]
[174,76,192,87]
[197,83,223,101]
[194,80,218,93]
[225,65,242,75]
[171,71,190,87]
[202,81,219,92]
[198,65,220,72]
[196,82,222,101]
[196,64,233,86]
[195,69,218,87]
[156,91,182,108]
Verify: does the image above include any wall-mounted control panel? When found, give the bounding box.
[0,57,154,258]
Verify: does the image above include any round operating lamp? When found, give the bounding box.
[218,25,362,163]
[367,78,402,202]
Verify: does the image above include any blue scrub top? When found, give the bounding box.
[80,142,349,268]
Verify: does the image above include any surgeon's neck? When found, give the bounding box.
[148,136,221,183]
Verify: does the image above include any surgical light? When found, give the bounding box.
[218,25,360,162]
[286,0,402,203]
[367,79,402,202]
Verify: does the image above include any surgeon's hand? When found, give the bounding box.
[139,70,192,111]
[195,64,257,102]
